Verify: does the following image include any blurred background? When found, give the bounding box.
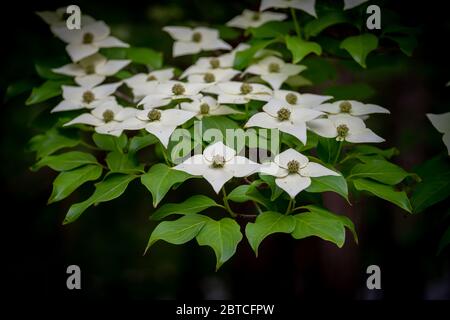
[1,0,449,300]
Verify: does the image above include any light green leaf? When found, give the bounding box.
[234,40,274,70]
[304,11,350,38]
[259,174,284,201]
[349,159,411,185]
[285,35,322,63]
[126,47,163,69]
[92,133,128,152]
[35,64,68,80]
[32,151,98,171]
[129,134,158,153]
[350,145,398,159]
[245,211,295,256]
[26,80,71,105]
[306,175,349,202]
[249,21,293,39]
[340,33,379,68]
[28,129,79,159]
[201,116,240,138]
[227,183,271,209]
[151,195,221,220]
[105,151,145,174]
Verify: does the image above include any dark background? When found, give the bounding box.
[1,0,449,301]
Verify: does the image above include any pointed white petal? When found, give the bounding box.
[225,156,260,177]
[346,128,385,143]
[64,113,103,126]
[261,73,289,90]
[163,26,193,41]
[145,123,176,148]
[75,75,105,88]
[245,112,279,129]
[92,82,122,98]
[202,167,234,194]
[275,174,311,198]
[51,100,82,112]
[279,121,308,145]
[344,0,369,10]
[96,36,129,48]
[259,162,289,177]
[52,63,85,76]
[173,41,201,57]
[66,43,98,62]
[274,148,309,169]
[427,112,450,134]
[204,141,237,162]
[161,109,196,126]
[96,59,130,75]
[300,162,339,178]
[307,118,337,138]
[443,133,450,156]
[174,155,209,176]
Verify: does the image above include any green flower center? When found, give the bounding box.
[252,12,261,21]
[192,32,202,43]
[102,110,115,123]
[172,83,186,95]
[147,75,157,81]
[285,93,298,105]
[240,83,253,94]
[287,160,300,174]
[210,58,220,69]
[277,107,291,121]
[211,155,225,168]
[84,64,96,75]
[336,124,349,141]
[148,109,162,122]
[83,32,94,44]
[200,103,210,115]
[268,62,280,73]
[82,91,95,104]
[203,73,215,83]
[339,101,352,113]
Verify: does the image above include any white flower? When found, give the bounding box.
[245,56,306,89]
[180,96,242,119]
[307,114,385,143]
[163,26,232,57]
[270,90,333,108]
[124,69,175,99]
[344,0,369,10]
[427,112,450,156]
[245,99,323,144]
[118,109,196,147]
[205,81,273,104]
[52,21,129,62]
[52,53,130,88]
[52,82,122,112]
[260,148,339,198]
[64,100,136,136]
[186,68,240,84]
[36,7,96,27]
[174,141,260,193]
[314,100,390,116]
[260,0,317,18]
[226,10,287,29]
[139,81,208,109]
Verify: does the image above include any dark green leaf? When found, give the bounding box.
[304,11,350,38]
[151,195,221,220]
[306,175,349,201]
[129,134,158,153]
[92,133,128,152]
[32,151,98,171]
[234,40,274,70]
[340,33,379,68]
[349,159,411,185]
[105,151,145,174]
[28,129,79,159]
[126,47,163,69]
[26,80,71,105]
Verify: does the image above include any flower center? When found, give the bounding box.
[287,160,300,174]
[147,75,157,81]
[147,109,161,122]
[336,124,349,141]
[211,155,225,168]
[200,103,210,115]
[172,83,186,95]
[203,72,215,83]
[252,12,261,21]
[277,107,291,121]
[209,58,220,69]
[82,91,95,104]
[102,109,115,123]
[192,32,202,43]
[240,83,253,94]
[83,32,94,44]
[268,62,280,73]
[84,64,95,75]
[285,93,298,105]
[339,101,352,113]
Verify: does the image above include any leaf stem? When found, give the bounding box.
[291,8,301,37]
[333,141,343,164]
[285,198,295,215]
[222,186,237,218]
[80,140,101,150]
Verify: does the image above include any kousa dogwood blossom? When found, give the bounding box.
[163,26,232,57]
[427,112,450,155]
[52,82,122,112]
[174,141,260,193]
[186,68,240,84]
[52,53,130,88]
[52,20,129,62]
[260,0,317,18]
[307,114,385,143]
[139,81,208,109]
[226,9,287,29]
[344,0,369,10]
[314,100,390,116]
[260,148,339,198]
[205,81,273,104]
[118,109,196,147]
[245,99,323,144]
[245,56,307,89]
[180,96,242,119]
[64,100,136,136]
[124,69,175,99]
[269,90,333,109]
[36,7,95,28]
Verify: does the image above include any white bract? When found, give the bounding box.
[344,0,369,10]
[52,21,129,62]
[427,112,450,156]
[260,0,317,18]
[270,90,333,109]
[64,100,136,136]
[260,148,339,198]
[174,142,260,193]
[206,81,273,104]
[314,100,390,116]
[226,10,287,29]
[245,99,323,144]
[124,69,175,99]
[118,109,196,147]
[52,53,130,88]
[36,7,95,28]
[163,26,231,57]
[180,96,242,119]
[52,82,122,112]
[307,114,385,143]
[186,68,240,84]
[245,56,306,89]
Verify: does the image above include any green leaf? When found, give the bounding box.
[5,79,36,101]
[151,195,221,220]
[28,129,79,159]
[26,80,71,105]
[249,21,293,39]
[350,145,398,159]
[353,178,412,213]
[126,47,163,69]
[306,175,349,201]
[234,40,274,70]
[340,33,379,68]
[259,174,284,201]
[32,151,98,171]
[292,205,357,247]
[317,137,340,163]
[105,151,145,174]
[129,134,158,153]
[146,214,208,252]
[141,163,193,207]
[304,11,350,38]
[285,36,322,63]
[201,116,240,138]
[245,211,295,256]
[49,165,102,203]
[64,174,136,224]
[35,64,68,80]
[196,217,243,270]
[349,159,411,185]
[384,34,417,56]
[227,183,271,209]
[92,133,128,152]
